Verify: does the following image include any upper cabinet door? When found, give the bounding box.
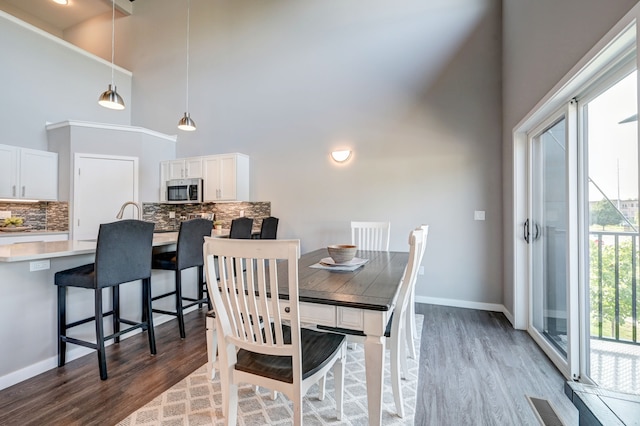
[184,157,203,178]
[20,148,58,200]
[0,145,19,198]
[166,158,203,180]
[168,160,185,180]
[202,153,249,202]
[0,144,57,201]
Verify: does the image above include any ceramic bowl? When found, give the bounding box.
[327,244,357,264]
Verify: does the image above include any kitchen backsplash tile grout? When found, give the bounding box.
[0,201,270,233]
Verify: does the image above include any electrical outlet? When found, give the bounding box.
[30,260,50,272]
[474,210,485,221]
[419,266,425,275]
[169,211,175,219]
[0,210,11,219]
[240,210,245,217]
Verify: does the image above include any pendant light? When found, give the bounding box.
[178,0,196,131]
[98,0,125,110]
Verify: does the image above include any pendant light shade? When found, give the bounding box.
[98,84,125,110]
[178,0,196,131]
[178,112,197,131]
[99,0,125,110]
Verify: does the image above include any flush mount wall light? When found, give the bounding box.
[52,0,69,5]
[331,150,352,163]
[177,0,196,131]
[98,0,125,110]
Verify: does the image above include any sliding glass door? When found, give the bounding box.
[527,109,579,378]
[531,116,570,358]
[583,70,640,394]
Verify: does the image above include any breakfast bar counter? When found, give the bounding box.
[0,232,186,390]
[0,232,179,262]
[0,229,242,390]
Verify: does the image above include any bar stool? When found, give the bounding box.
[259,216,279,239]
[229,217,253,239]
[55,219,156,380]
[151,218,213,338]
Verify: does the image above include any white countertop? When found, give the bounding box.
[0,230,69,238]
[0,232,179,263]
[0,229,238,263]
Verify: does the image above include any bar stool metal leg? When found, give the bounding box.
[95,288,108,380]
[58,286,66,367]
[175,271,186,339]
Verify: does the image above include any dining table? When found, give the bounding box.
[266,248,409,425]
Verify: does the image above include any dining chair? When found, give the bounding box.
[203,238,347,426]
[259,216,279,239]
[229,217,253,239]
[407,224,429,360]
[55,219,156,380]
[351,221,391,251]
[318,228,423,418]
[151,218,213,338]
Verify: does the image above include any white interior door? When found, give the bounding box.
[73,154,138,240]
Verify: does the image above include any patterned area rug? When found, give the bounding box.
[117,315,422,426]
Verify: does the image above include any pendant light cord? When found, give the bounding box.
[110,0,115,86]
[185,0,191,112]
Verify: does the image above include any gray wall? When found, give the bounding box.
[0,12,133,149]
[126,0,504,305]
[1,1,502,306]
[501,0,638,316]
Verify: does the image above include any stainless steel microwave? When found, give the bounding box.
[166,178,202,204]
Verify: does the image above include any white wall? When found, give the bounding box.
[127,0,504,305]
[501,0,638,316]
[0,12,133,150]
[1,1,503,306]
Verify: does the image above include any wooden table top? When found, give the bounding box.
[277,248,409,311]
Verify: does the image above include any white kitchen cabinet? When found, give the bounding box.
[202,153,249,201]
[0,144,58,201]
[159,157,203,202]
[164,157,203,180]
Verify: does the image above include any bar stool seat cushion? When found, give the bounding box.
[55,264,96,289]
[151,252,178,270]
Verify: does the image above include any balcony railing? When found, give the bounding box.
[590,230,639,345]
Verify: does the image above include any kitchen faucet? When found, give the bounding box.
[116,201,142,220]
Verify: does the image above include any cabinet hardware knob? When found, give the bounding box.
[284,307,290,313]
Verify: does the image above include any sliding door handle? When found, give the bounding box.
[524,219,530,244]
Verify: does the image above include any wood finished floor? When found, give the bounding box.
[0,305,579,425]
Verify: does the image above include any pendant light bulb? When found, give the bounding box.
[99,0,125,110]
[178,0,196,131]
[98,84,125,110]
[178,112,197,131]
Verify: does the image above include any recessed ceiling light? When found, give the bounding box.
[52,0,69,5]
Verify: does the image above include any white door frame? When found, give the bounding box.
[511,11,638,381]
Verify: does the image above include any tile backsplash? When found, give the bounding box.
[0,201,271,233]
[145,202,271,231]
[0,201,68,231]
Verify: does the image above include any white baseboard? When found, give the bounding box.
[0,312,181,391]
[415,295,506,315]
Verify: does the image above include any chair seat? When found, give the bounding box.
[317,313,393,338]
[236,325,345,384]
[151,251,177,270]
[54,263,96,289]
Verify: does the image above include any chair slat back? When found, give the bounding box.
[417,224,429,267]
[204,238,301,359]
[391,229,423,334]
[351,221,390,251]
